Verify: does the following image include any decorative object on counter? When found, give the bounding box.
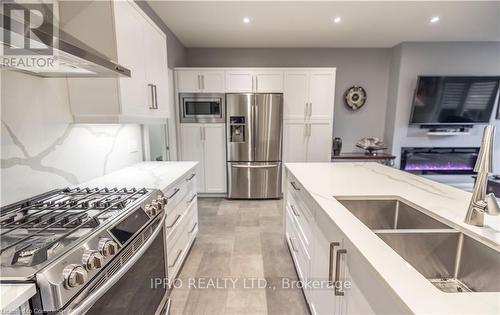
[344,86,367,111]
[332,137,343,156]
[356,137,387,155]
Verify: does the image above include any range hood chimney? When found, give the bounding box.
[1,11,130,78]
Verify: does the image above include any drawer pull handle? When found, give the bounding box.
[290,204,300,217]
[167,188,180,199]
[328,242,340,286]
[168,249,183,268]
[289,236,299,253]
[188,222,198,234]
[166,214,181,229]
[186,173,196,181]
[187,194,197,204]
[290,181,300,191]
[334,249,347,296]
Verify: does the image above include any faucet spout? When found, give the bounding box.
[464,125,498,226]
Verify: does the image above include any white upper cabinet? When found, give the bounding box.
[284,69,336,121]
[177,70,225,93]
[225,69,284,93]
[67,0,169,123]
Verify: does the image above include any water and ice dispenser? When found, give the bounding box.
[229,116,246,143]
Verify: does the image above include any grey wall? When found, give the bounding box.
[186,48,392,151]
[386,42,500,171]
[135,1,187,68]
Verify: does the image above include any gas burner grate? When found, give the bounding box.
[0,187,150,265]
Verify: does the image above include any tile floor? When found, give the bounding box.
[170,198,310,315]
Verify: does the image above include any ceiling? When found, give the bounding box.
[148,1,500,48]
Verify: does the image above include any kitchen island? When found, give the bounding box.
[284,162,499,315]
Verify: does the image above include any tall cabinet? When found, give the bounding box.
[283,69,336,163]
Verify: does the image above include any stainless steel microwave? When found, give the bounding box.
[180,93,225,123]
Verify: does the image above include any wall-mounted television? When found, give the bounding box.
[409,76,500,125]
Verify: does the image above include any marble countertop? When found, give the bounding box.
[77,161,198,192]
[0,284,36,312]
[285,162,500,315]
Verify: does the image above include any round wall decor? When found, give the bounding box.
[344,86,367,111]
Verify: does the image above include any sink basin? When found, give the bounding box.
[376,230,500,292]
[336,198,451,230]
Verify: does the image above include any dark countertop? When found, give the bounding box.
[331,152,396,160]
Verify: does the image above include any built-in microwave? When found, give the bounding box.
[180,93,225,123]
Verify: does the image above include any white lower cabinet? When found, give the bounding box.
[180,124,226,194]
[284,122,333,162]
[285,170,407,315]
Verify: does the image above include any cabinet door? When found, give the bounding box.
[143,21,169,117]
[200,71,225,92]
[203,124,227,193]
[114,1,148,116]
[225,70,254,92]
[180,125,205,193]
[255,70,283,92]
[284,71,309,120]
[307,123,333,162]
[177,70,201,93]
[309,71,336,121]
[284,123,308,162]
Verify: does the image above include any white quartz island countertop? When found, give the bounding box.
[285,162,500,315]
[78,161,198,192]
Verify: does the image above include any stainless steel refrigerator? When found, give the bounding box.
[226,93,283,199]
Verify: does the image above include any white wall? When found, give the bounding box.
[0,71,143,206]
[385,42,500,172]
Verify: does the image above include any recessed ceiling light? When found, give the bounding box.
[333,17,342,23]
[243,17,250,24]
[430,16,440,23]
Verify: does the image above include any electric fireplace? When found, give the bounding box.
[400,147,479,175]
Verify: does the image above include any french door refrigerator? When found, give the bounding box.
[226,93,283,199]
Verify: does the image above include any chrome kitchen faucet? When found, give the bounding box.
[464,125,500,226]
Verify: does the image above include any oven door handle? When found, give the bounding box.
[67,214,166,315]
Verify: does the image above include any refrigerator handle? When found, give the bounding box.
[231,164,279,169]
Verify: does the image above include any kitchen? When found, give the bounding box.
[1,1,499,315]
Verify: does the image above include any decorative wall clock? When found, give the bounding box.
[344,86,367,111]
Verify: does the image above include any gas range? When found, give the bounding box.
[0,187,167,313]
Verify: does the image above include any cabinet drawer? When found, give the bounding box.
[185,200,199,242]
[164,172,196,215]
[287,193,312,248]
[167,226,189,280]
[166,192,197,241]
[286,207,310,282]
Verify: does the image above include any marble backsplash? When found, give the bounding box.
[1,71,144,206]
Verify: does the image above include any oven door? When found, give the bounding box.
[180,93,225,123]
[65,215,170,315]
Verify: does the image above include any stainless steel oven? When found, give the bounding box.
[65,213,170,315]
[180,93,225,123]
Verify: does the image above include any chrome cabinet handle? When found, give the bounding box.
[201,74,205,90]
[148,84,155,109]
[290,181,300,191]
[328,242,340,286]
[166,214,181,229]
[289,236,299,253]
[198,74,201,90]
[153,85,158,109]
[203,127,206,141]
[200,127,203,140]
[187,194,196,204]
[334,249,347,296]
[309,102,312,116]
[304,103,308,117]
[255,76,258,91]
[290,204,300,217]
[188,222,198,234]
[167,188,180,199]
[168,249,183,268]
[186,173,196,181]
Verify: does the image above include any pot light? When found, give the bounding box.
[430,16,440,23]
[333,17,342,23]
[243,17,250,24]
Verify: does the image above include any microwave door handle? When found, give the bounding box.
[66,214,166,315]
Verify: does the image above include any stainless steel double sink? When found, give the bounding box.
[336,198,500,293]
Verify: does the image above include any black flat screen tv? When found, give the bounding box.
[409,76,500,125]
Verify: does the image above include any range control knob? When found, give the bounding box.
[157,195,167,206]
[152,199,163,211]
[63,264,88,288]
[98,238,118,257]
[82,250,104,270]
[145,204,157,217]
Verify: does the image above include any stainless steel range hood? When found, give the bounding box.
[1,14,131,78]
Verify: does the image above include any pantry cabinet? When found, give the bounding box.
[284,122,333,162]
[66,0,169,123]
[176,69,225,93]
[180,124,226,194]
[225,69,284,93]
